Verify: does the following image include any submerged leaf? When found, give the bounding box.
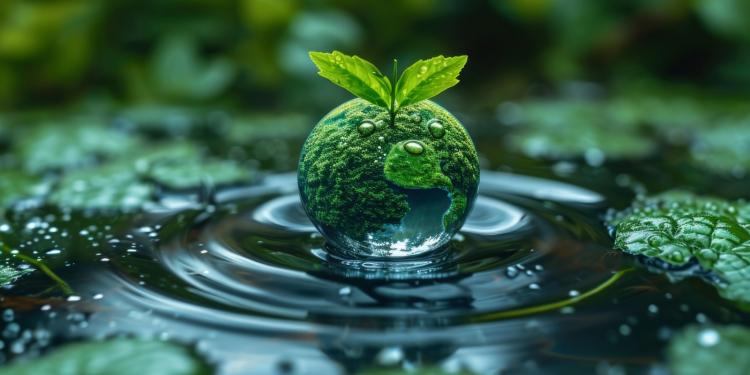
[607,191,750,305]
[309,51,392,108]
[395,55,467,109]
[668,325,750,375]
[0,338,210,375]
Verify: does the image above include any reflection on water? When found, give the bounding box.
[4,172,749,374]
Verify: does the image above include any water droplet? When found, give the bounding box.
[357,120,376,136]
[403,141,424,155]
[375,120,386,130]
[411,114,422,123]
[428,120,445,138]
[619,324,631,336]
[419,65,428,74]
[505,266,519,278]
[45,249,61,255]
[568,290,580,297]
[2,309,14,322]
[529,283,540,290]
[67,296,81,302]
[376,346,404,366]
[648,304,659,314]
[338,287,351,297]
[698,329,720,347]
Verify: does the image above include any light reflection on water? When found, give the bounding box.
[8,172,747,374]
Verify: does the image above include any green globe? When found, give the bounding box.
[298,98,480,257]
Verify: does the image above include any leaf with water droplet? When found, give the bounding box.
[394,55,467,110]
[0,338,211,375]
[0,265,33,287]
[309,51,392,109]
[607,191,750,305]
[668,325,750,375]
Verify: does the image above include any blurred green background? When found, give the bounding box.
[3,0,750,110]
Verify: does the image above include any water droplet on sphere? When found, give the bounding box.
[428,120,445,138]
[357,121,376,136]
[403,141,424,155]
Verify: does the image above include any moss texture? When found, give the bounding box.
[298,98,479,239]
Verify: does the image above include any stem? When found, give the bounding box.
[390,58,398,125]
[1,242,73,295]
[471,268,633,322]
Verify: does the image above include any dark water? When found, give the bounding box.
[2,172,748,374]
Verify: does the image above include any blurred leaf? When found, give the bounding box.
[696,0,750,42]
[16,122,143,173]
[0,170,44,212]
[668,325,750,375]
[0,338,210,375]
[691,118,750,177]
[145,158,253,191]
[309,51,392,108]
[48,163,153,211]
[151,35,236,101]
[395,55,467,109]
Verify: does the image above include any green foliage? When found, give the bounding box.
[16,122,144,173]
[0,170,44,213]
[607,191,750,305]
[309,51,468,114]
[309,51,393,109]
[0,264,32,287]
[394,55,468,110]
[0,338,210,375]
[49,163,154,211]
[668,325,750,375]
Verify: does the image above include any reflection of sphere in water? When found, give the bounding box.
[297,99,480,257]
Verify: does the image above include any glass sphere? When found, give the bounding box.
[298,99,480,257]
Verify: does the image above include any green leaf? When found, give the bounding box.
[668,325,750,375]
[48,163,154,211]
[0,338,210,375]
[309,51,392,108]
[0,265,33,287]
[606,191,750,305]
[394,55,467,109]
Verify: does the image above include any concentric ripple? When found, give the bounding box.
[78,171,641,374]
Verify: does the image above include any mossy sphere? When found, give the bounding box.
[298,99,480,257]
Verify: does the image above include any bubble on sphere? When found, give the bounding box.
[298,99,480,257]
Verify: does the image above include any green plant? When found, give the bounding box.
[309,51,467,121]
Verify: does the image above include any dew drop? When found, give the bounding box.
[357,120,376,136]
[698,329,720,347]
[428,120,445,138]
[403,141,424,155]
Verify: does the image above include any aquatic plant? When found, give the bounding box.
[607,191,750,305]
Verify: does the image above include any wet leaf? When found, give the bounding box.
[668,325,750,375]
[506,100,656,162]
[309,51,392,109]
[607,191,750,305]
[691,119,750,177]
[145,159,253,190]
[0,170,44,212]
[0,338,210,375]
[16,122,143,173]
[48,163,154,211]
[0,265,32,287]
[395,55,467,109]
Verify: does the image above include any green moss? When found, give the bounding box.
[298,98,479,239]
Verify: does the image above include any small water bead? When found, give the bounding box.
[411,114,422,123]
[427,120,445,138]
[403,141,424,155]
[375,120,386,130]
[357,120,376,136]
[697,328,720,347]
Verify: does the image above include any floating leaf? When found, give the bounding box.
[309,51,392,108]
[607,191,750,305]
[48,163,154,211]
[145,159,253,190]
[506,100,655,162]
[395,55,467,109]
[16,122,143,173]
[668,325,750,375]
[0,338,210,375]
